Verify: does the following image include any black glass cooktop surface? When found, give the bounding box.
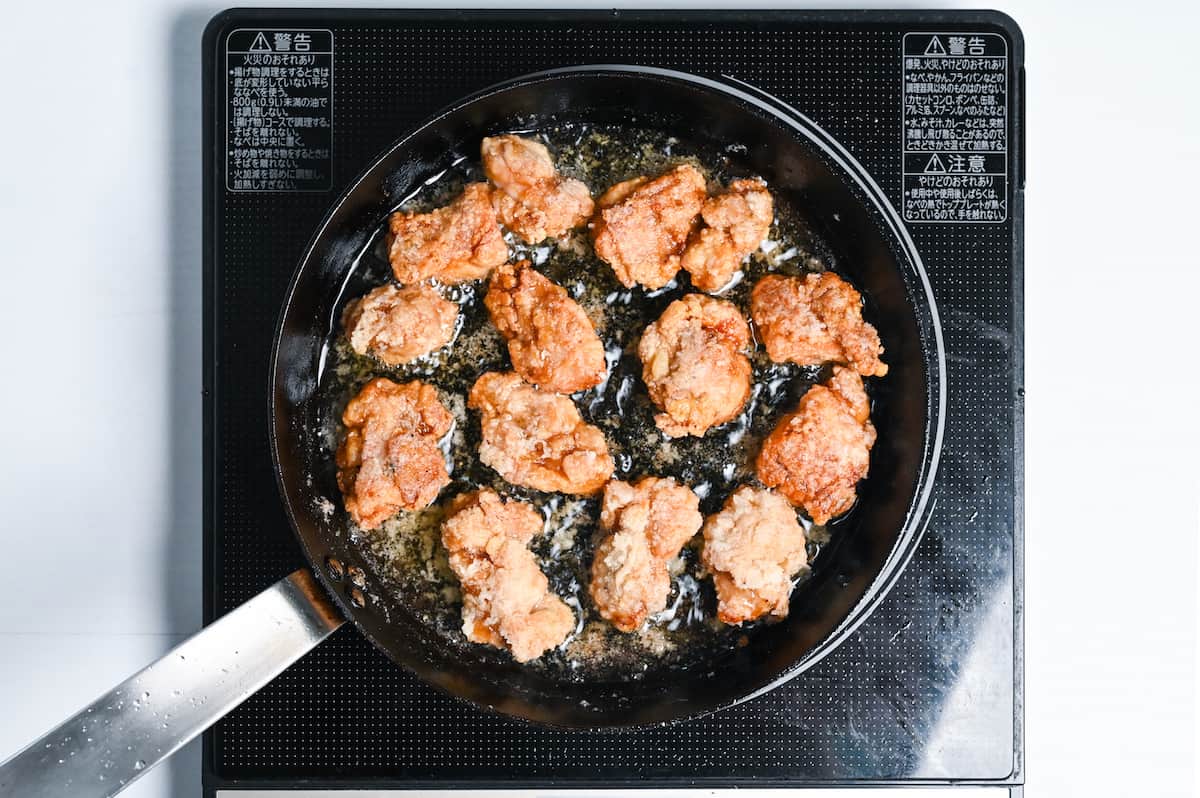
[202,8,1024,794]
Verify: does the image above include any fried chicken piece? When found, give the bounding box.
[701,486,808,624]
[386,183,508,284]
[441,490,575,662]
[590,477,703,632]
[591,164,707,289]
[602,477,704,560]
[483,260,606,393]
[590,531,668,635]
[637,294,752,437]
[681,179,774,292]
[750,272,888,377]
[468,371,614,494]
[756,366,877,524]
[481,135,594,243]
[341,283,459,366]
[335,378,453,530]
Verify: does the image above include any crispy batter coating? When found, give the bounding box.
[701,486,808,624]
[637,294,752,437]
[681,179,774,292]
[335,378,453,530]
[591,532,668,635]
[602,477,704,560]
[590,477,703,632]
[468,372,614,494]
[341,283,459,366]
[756,367,877,524]
[750,272,888,377]
[483,260,606,393]
[386,183,508,284]
[481,135,594,243]
[441,490,575,662]
[591,164,707,289]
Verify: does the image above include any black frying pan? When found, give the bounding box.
[0,65,943,797]
[275,65,945,726]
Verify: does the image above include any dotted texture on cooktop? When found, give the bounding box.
[206,13,1021,788]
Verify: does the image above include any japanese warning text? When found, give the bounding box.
[226,29,333,192]
[902,32,1008,223]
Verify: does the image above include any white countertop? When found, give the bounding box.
[0,1,1196,796]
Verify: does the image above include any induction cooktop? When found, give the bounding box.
[202,8,1024,795]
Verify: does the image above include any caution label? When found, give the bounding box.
[901,32,1008,223]
[225,29,333,192]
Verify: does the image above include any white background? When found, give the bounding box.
[0,1,1197,796]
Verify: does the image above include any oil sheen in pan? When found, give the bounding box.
[315,123,856,681]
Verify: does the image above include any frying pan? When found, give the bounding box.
[0,66,944,796]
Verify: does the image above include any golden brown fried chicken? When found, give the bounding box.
[750,272,888,377]
[602,477,703,560]
[481,134,594,243]
[335,378,453,530]
[341,283,459,366]
[590,530,668,635]
[483,260,606,393]
[756,366,877,524]
[681,179,774,292]
[468,371,614,494]
[591,164,707,289]
[701,486,808,624]
[386,183,508,284]
[441,490,575,662]
[590,477,703,632]
[637,294,752,437]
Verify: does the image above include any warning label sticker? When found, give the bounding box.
[225,29,333,192]
[902,32,1008,223]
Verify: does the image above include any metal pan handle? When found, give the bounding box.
[0,569,344,797]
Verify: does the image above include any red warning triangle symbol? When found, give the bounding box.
[249,32,272,52]
[924,36,947,56]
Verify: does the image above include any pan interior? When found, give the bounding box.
[272,69,937,727]
[317,121,854,681]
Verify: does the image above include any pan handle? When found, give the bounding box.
[0,569,344,797]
